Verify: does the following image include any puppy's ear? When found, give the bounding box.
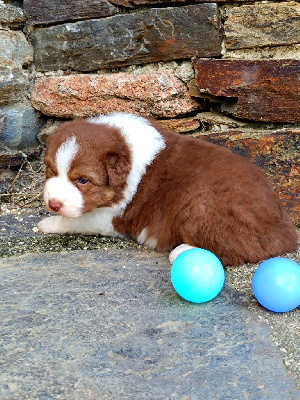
[105,152,130,187]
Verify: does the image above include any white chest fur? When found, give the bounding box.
[38,113,166,237]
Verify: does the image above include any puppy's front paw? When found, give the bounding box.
[37,216,67,234]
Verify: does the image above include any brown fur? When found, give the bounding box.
[113,122,298,265]
[44,118,298,266]
[44,120,131,214]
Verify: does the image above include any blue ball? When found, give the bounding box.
[171,248,225,303]
[252,257,300,313]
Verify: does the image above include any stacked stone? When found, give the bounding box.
[0,0,299,221]
[0,0,44,156]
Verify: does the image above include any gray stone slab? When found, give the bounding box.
[0,30,33,67]
[0,1,25,26]
[24,0,117,25]
[0,249,299,399]
[0,105,45,149]
[224,2,300,50]
[31,4,221,71]
[0,66,28,105]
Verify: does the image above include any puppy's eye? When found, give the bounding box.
[77,177,89,185]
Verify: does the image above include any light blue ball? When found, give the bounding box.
[171,248,225,303]
[252,257,300,313]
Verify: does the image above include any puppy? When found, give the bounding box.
[38,113,298,266]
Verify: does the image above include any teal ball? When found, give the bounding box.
[171,248,225,303]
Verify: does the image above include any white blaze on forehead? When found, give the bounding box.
[44,135,83,218]
[55,135,79,177]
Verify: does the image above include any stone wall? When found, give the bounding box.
[0,0,299,222]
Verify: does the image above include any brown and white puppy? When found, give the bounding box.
[38,113,298,266]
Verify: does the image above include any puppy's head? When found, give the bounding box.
[43,119,131,217]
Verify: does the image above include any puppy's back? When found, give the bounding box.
[117,124,298,266]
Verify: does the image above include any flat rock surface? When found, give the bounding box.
[31,71,200,119]
[31,4,221,71]
[193,59,300,123]
[224,1,300,50]
[24,0,117,25]
[0,211,299,399]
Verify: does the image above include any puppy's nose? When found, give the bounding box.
[49,199,63,212]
